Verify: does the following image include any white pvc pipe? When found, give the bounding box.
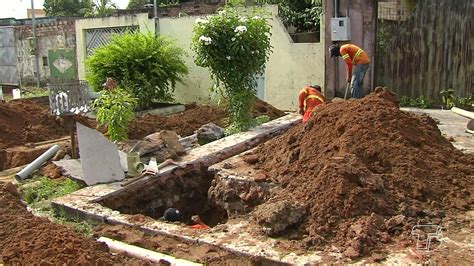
[451,107,474,119]
[15,144,60,180]
[97,237,202,266]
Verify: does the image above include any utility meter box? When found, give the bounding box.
[331,17,351,41]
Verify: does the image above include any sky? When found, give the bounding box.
[0,0,130,19]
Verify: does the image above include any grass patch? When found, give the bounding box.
[19,176,94,237]
[21,176,82,205]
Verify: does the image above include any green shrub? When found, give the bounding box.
[85,32,188,109]
[399,95,432,109]
[191,5,272,132]
[92,87,137,141]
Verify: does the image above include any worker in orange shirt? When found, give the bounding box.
[298,85,326,123]
[329,43,370,99]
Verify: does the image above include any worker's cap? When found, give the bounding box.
[329,44,340,57]
[162,208,182,222]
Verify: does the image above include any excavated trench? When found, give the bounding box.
[100,166,230,227]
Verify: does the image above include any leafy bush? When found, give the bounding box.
[399,95,432,109]
[92,87,138,141]
[191,6,272,132]
[85,32,188,109]
[256,0,322,32]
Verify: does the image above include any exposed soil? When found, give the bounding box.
[249,88,474,258]
[0,183,148,265]
[94,224,286,265]
[128,98,286,140]
[0,98,284,171]
[0,99,92,149]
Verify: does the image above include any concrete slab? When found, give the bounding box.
[53,151,128,182]
[76,123,125,186]
[401,108,474,153]
[135,104,185,117]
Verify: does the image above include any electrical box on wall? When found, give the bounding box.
[331,17,351,41]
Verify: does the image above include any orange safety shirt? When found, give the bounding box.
[340,44,370,81]
[298,87,325,123]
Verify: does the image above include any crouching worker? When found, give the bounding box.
[298,85,326,123]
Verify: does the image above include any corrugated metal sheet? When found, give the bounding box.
[0,26,19,85]
[377,0,473,103]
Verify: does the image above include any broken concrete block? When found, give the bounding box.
[144,130,186,155]
[252,200,306,236]
[195,123,225,145]
[76,123,125,186]
[119,140,164,156]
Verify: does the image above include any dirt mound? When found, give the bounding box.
[0,183,147,264]
[0,99,95,149]
[129,98,285,140]
[128,104,226,139]
[251,89,474,257]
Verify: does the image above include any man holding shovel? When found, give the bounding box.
[329,43,370,99]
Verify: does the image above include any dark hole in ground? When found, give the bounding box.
[99,165,228,227]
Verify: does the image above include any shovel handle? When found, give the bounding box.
[344,82,351,100]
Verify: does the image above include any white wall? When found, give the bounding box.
[76,13,154,80]
[75,7,325,111]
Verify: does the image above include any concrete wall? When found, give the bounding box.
[158,16,213,104]
[15,19,76,86]
[160,5,325,111]
[76,13,154,80]
[75,6,325,111]
[264,5,325,111]
[324,0,376,99]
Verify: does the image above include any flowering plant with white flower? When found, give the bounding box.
[191,5,272,132]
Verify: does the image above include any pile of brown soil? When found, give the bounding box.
[128,98,286,140]
[0,99,88,149]
[251,89,474,257]
[0,183,147,264]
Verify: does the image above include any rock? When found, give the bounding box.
[385,214,405,230]
[222,162,233,169]
[254,173,268,182]
[253,200,306,236]
[343,246,360,259]
[120,140,164,156]
[144,130,186,155]
[431,218,442,224]
[195,123,225,145]
[243,154,259,165]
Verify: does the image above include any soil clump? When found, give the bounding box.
[0,183,148,264]
[251,89,474,257]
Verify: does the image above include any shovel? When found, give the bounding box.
[344,81,351,100]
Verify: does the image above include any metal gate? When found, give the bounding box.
[0,26,19,85]
[85,26,139,56]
